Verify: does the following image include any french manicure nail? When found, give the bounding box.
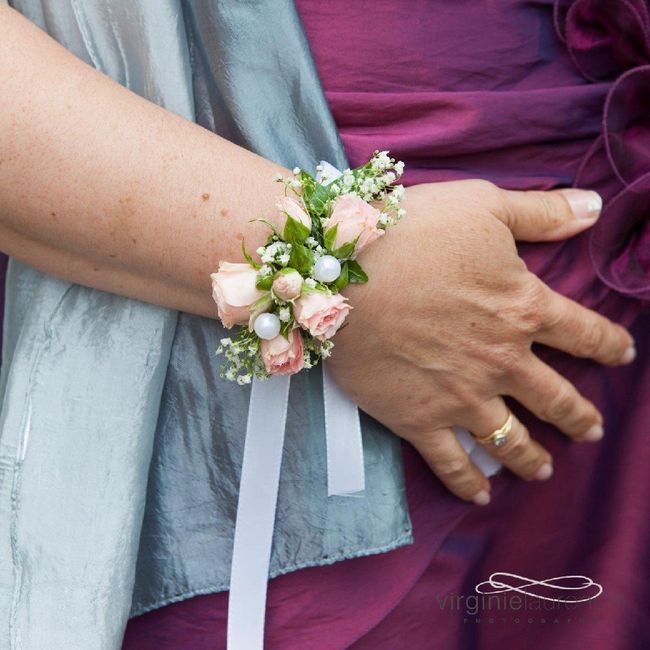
[558,189,603,221]
[582,424,604,442]
[472,490,491,506]
[533,463,553,481]
[621,346,637,364]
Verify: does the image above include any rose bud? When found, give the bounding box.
[275,195,312,230]
[272,268,303,301]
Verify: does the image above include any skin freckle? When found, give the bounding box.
[109,254,117,259]
[131,238,137,244]
[220,208,229,218]
[235,232,244,241]
[201,192,210,201]
[50,211,57,217]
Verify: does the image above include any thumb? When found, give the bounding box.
[495,188,603,242]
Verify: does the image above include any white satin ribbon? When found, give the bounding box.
[227,374,291,650]
[323,363,365,496]
[227,367,365,649]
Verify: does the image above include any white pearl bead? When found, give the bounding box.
[313,255,341,283]
[253,312,281,340]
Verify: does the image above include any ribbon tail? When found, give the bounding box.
[323,362,366,496]
[227,374,291,650]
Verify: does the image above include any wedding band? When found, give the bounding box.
[471,412,514,448]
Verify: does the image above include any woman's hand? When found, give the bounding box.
[328,180,635,505]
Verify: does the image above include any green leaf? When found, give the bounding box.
[298,171,316,203]
[308,183,331,215]
[347,259,368,284]
[332,261,349,291]
[241,239,261,269]
[288,243,314,275]
[323,224,338,252]
[280,317,292,337]
[255,274,274,290]
[332,241,355,260]
[283,215,311,245]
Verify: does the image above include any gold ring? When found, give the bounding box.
[471,412,514,448]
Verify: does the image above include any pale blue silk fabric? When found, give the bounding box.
[0,2,412,647]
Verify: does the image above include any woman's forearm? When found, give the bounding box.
[0,6,286,318]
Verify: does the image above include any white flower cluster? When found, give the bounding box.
[258,240,292,266]
[275,169,303,192]
[216,335,268,383]
[331,151,406,226]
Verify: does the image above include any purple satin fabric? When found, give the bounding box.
[54,0,647,647]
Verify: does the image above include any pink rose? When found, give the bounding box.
[293,291,351,341]
[323,195,384,257]
[210,262,264,328]
[275,196,312,231]
[260,329,305,375]
[272,269,303,301]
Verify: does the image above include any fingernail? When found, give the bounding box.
[558,189,603,221]
[582,424,604,442]
[472,490,491,506]
[621,346,637,364]
[533,463,553,481]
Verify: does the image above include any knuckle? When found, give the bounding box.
[480,344,524,378]
[579,320,605,357]
[544,384,576,422]
[496,347,524,376]
[446,381,485,413]
[466,179,504,209]
[512,279,549,336]
[437,456,471,480]
[535,192,565,229]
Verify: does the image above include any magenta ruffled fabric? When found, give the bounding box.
[555,0,650,300]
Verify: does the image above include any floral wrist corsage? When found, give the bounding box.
[210,151,405,383]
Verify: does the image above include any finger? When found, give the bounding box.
[409,428,492,505]
[461,399,553,482]
[536,283,635,366]
[507,354,603,441]
[495,187,602,242]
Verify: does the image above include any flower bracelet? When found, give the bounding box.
[210,151,405,383]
